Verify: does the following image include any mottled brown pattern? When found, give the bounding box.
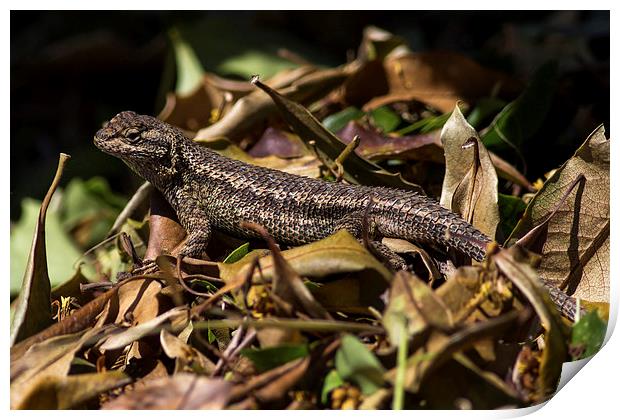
[94,111,491,262]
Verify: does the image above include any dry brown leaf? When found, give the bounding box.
[99,306,187,351]
[249,127,308,158]
[385,310,519,393]
[102,373,232,409]
[11,326,111,408]
[509,125,609,302]
[492,246,569,400]
[364,52,520,113]
[440,105,500,239]
[383,271,453,346]
[218,230,392,285]
[244,222,332,321]
[252,77,423,191]
[196,136,321,179]
[11,154,70,345]
[144,190,187,260]
[381,237,441,282]
[229,357,310,404]
[158,73,252,131]
[194,66,347,141]
[337,122,531,190]
[92,278,164,331]
[10,284,120,362]
[160,329,216,375]
[339,121,445,162]
[16,371,130,409]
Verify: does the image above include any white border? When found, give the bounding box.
[3,3,617,419]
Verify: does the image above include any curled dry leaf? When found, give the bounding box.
[160,329,216,375]
[144,189,187,260]
[11,153,71,346]
[15,371,130,409]
[159,73,253,132]
[229,357,310,404]
[216,230,392,317]
[244,222,332,320]
[195,66,347,141]
[415,353,521,409]
[381,237,441,282]
[492,246,569,400]
[197,136,321,179]
[385,310,519,394]
[219,230,391,284]
[337,121,531,190]
[99,306,188,351]
[440,105,500,239]
[383,271,453,346]
[94,278,164,330]
[339,121,444,162]
[103,373,232,409]
[357,25,410,62]
[11,326,111,408]
[248,127,308,158]
[509,125,610,303]
[361,52,520,113]
[10,284,121,362]
[251,77,423,192]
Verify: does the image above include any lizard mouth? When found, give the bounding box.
[93,127,126,156]
[93,110,141,153]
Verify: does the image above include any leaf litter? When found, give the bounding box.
[10,25,609,410]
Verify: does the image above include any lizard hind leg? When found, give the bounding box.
[333,212,407,271]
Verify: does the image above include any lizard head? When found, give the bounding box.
[94,111,182,181]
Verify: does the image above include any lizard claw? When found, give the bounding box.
[115,259,159,281]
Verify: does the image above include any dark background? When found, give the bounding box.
[10,10,610,220]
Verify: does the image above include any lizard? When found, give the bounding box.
[94,111,579,320]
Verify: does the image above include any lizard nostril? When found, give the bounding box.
[95,127,108,141]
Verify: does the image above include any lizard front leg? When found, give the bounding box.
[177,207,213,259]
[334,212,407,271]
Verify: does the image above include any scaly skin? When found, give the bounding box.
[94,111,491,262]
[94,111,578,320]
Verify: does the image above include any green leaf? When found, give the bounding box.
[497,193,527,243]
[322,107,364,133]
[467,97,507,129]
[482,61,558,151]
[335,334,386,395]
[396,111,451,136]
[169,28,205,95]
[369,106,401,133]
[321,369,344,404]
[61,177,126,247]
[241,344,309,373]
[218,50,297,81]
[11,199,82,296]
[571,310,607,359]
[222,242,251,264]
[173,17,323,81]
[207,327,216,344]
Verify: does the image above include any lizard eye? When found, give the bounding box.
[123,128,142,144]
